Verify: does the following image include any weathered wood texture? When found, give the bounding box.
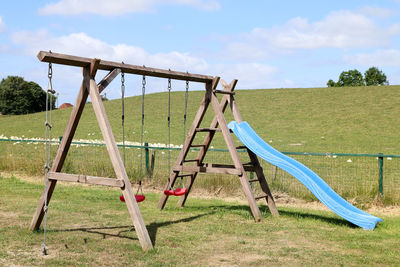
[29,71,90,231]
[87,70,153,250]
[38,51,213,83]
[156,78,220,210]
[48,172,124,187]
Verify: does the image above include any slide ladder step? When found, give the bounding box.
[195,128,221,132]
[177,174,193,178]
[214,90,235,95]
[254,194,268,200]
[248,178,259,183]
[190,144,205,148]
[183,159,199,163]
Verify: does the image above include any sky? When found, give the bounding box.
[1,0,400,104]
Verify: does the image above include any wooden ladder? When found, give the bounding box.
[158,78,279,221]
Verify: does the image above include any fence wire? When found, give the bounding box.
[1,140,399,204]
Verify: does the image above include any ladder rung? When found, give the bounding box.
[248,178,259,183]
[236,146,247,149]
[190,144,205,148]
[242,162,253,166]
[195,128,221,132]
[214,90,235,95]
[255,195,268,200]
[184,159,199,163]
[177,174,193,178]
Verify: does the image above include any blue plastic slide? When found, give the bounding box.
[228,121,382,230]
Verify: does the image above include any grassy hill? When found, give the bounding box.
[1,85,399,154]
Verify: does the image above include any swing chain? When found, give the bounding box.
[139,75,146,186]
[42,61,55,256]
[121,72,126,165]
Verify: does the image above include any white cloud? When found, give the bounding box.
[358,6,395,18]
[38,0,220,16]
[0,16,5,33]
[345,49,400,67]
[10,30,209,73]
[224,10,400,60]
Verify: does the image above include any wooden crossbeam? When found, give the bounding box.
[173,165,242,175]
[48,172,124,187]
[38,51,213,83]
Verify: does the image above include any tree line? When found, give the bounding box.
[0,76,56,115]
[327,67,388,87]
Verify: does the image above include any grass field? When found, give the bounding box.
[1,85,400,204]
[1,173,400,266]
[1,85,400,153]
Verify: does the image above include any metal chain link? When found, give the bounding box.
[121,72,126,166]
[167,78,172,188]
[138,75,146,191]
[42,62,56,256]
[181,80,189,187]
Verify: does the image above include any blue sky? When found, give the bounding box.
[1,0,400,103]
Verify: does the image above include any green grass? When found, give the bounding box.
[1,85,400,153]
[1,85,400,204]
[1,174,399,266]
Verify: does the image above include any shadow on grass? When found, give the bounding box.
[181,203,355,228]
[47,212,214,245]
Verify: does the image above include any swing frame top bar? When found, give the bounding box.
[38,51,214,83]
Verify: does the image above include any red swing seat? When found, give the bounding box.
[173,188,187,196]
[163,188,187,196]
[119,194,146,203]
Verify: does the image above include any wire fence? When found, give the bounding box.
[1,138,399,205]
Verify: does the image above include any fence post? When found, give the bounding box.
[378,153,383,197]
[145,142,150,176]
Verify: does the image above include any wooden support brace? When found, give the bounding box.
[48,172,124,188]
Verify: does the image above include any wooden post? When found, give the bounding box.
[86,67,153,250]
[29,70,90,231]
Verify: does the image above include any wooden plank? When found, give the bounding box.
[37,51,213,83]
[202,163,255,172]
[87,69,153,251]
[173,165,242,175]
[214,89,235,95]
[98,68,121,93]
[90,58,101,78]
[195,128,221,132]
[29,70,90,231]
[220,79,241,123]
[48,172,124,187]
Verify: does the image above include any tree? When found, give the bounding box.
[364,67,388,86]
[327,79,336,87]
[0,76,56,115]
[336,69,364,87]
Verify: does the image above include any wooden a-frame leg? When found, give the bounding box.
[29,68,121,231]
[209,86,262,222]
[247,150,279,216]
[86,67,152,251]
[29,74,90,231]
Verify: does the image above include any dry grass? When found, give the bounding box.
[1,173,400,266]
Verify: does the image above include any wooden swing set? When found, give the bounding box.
[30,51,279,252]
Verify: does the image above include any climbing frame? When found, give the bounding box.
[157,78,279,221]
